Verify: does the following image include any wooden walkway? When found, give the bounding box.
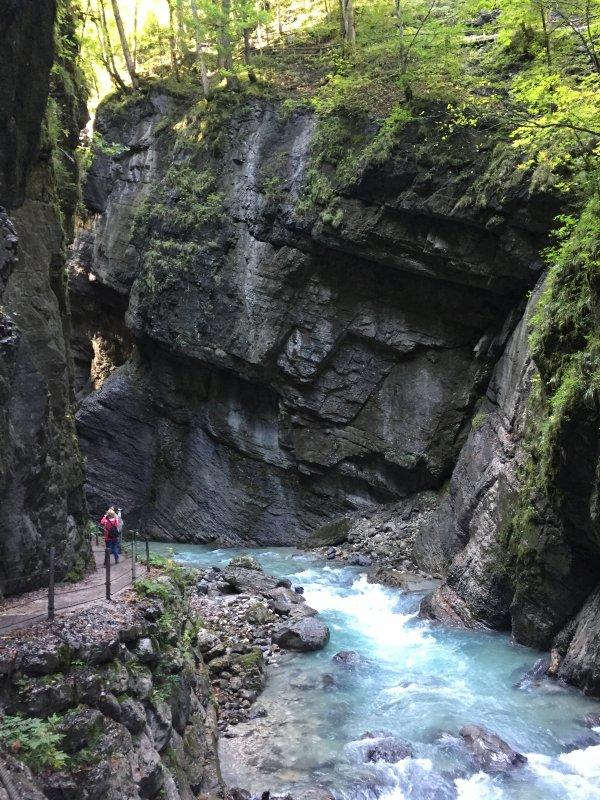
[0,544,136,634]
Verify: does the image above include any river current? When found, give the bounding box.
[152,543,600,800]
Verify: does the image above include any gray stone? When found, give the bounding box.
[359,733,413,763]
[120,697,147,734]
[459,725,527,772]
[146,697,173,752]
[136,637,159,665]
[272,617,330,651]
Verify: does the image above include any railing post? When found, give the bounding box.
[47,547,55,621]
[145,536,150,573]
[131,529,136,582]
[105,549,111,601]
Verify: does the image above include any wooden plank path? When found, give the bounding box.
[0,544,135,634]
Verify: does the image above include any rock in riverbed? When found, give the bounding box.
[272,617,330,651]
[332,650,365,667]
[359,732,414,763]
[459,725,527,772]
[584,712,600,728]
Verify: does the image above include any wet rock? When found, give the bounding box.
[515,656,551,688]
[564,733,600,751]
[547,648,561,677]
[276,578,292,589]
[228,789,251,800]
[556,587,600,695]
[332,650,365,667]
[322,674,336,689]
[459,724,527,772]
[290,672,319,690]
[294,586,304,594]
[583,712,600,728]
[357,732,413,763]
[295,790,335,800]
[272,617,330,652]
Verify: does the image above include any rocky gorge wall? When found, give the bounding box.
[73,87,554,558]
[0,0,92,595]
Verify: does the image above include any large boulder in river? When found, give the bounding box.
[459,725,527,772]
[272,617,330,651]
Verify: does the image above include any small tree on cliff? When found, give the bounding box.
[110,0,139,87]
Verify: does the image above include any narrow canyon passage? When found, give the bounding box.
[151,543,600,800]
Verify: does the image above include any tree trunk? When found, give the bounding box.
[190,0,211,97]
[175,0,189,59]
[110,0,138,87]
[166,0,181,79]
[338,0,346,37]
[341,0,355,43]
[243,28,251,64]
[97,0,127,90]
[538,1,551,68]
[133,0,138,71]
[219,0,234,72]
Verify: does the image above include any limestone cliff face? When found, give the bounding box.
[0,0,91,594]
[73,87,555,551]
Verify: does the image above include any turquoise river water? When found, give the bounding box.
[151,543,600,800]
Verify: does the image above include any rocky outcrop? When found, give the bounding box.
[421,282,542,629]
[555,587,600,696]
[0,579,223,800]
[0,0,91,594]
[73,87,556,547]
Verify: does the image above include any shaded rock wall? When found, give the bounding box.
[73,89,555,548]
[0,0,91,594]
[422,282,542,627]
[422,275,600,696]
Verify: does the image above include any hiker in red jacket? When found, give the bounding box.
[100,508,120,564]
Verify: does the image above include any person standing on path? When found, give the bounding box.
[100,508,120,564]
